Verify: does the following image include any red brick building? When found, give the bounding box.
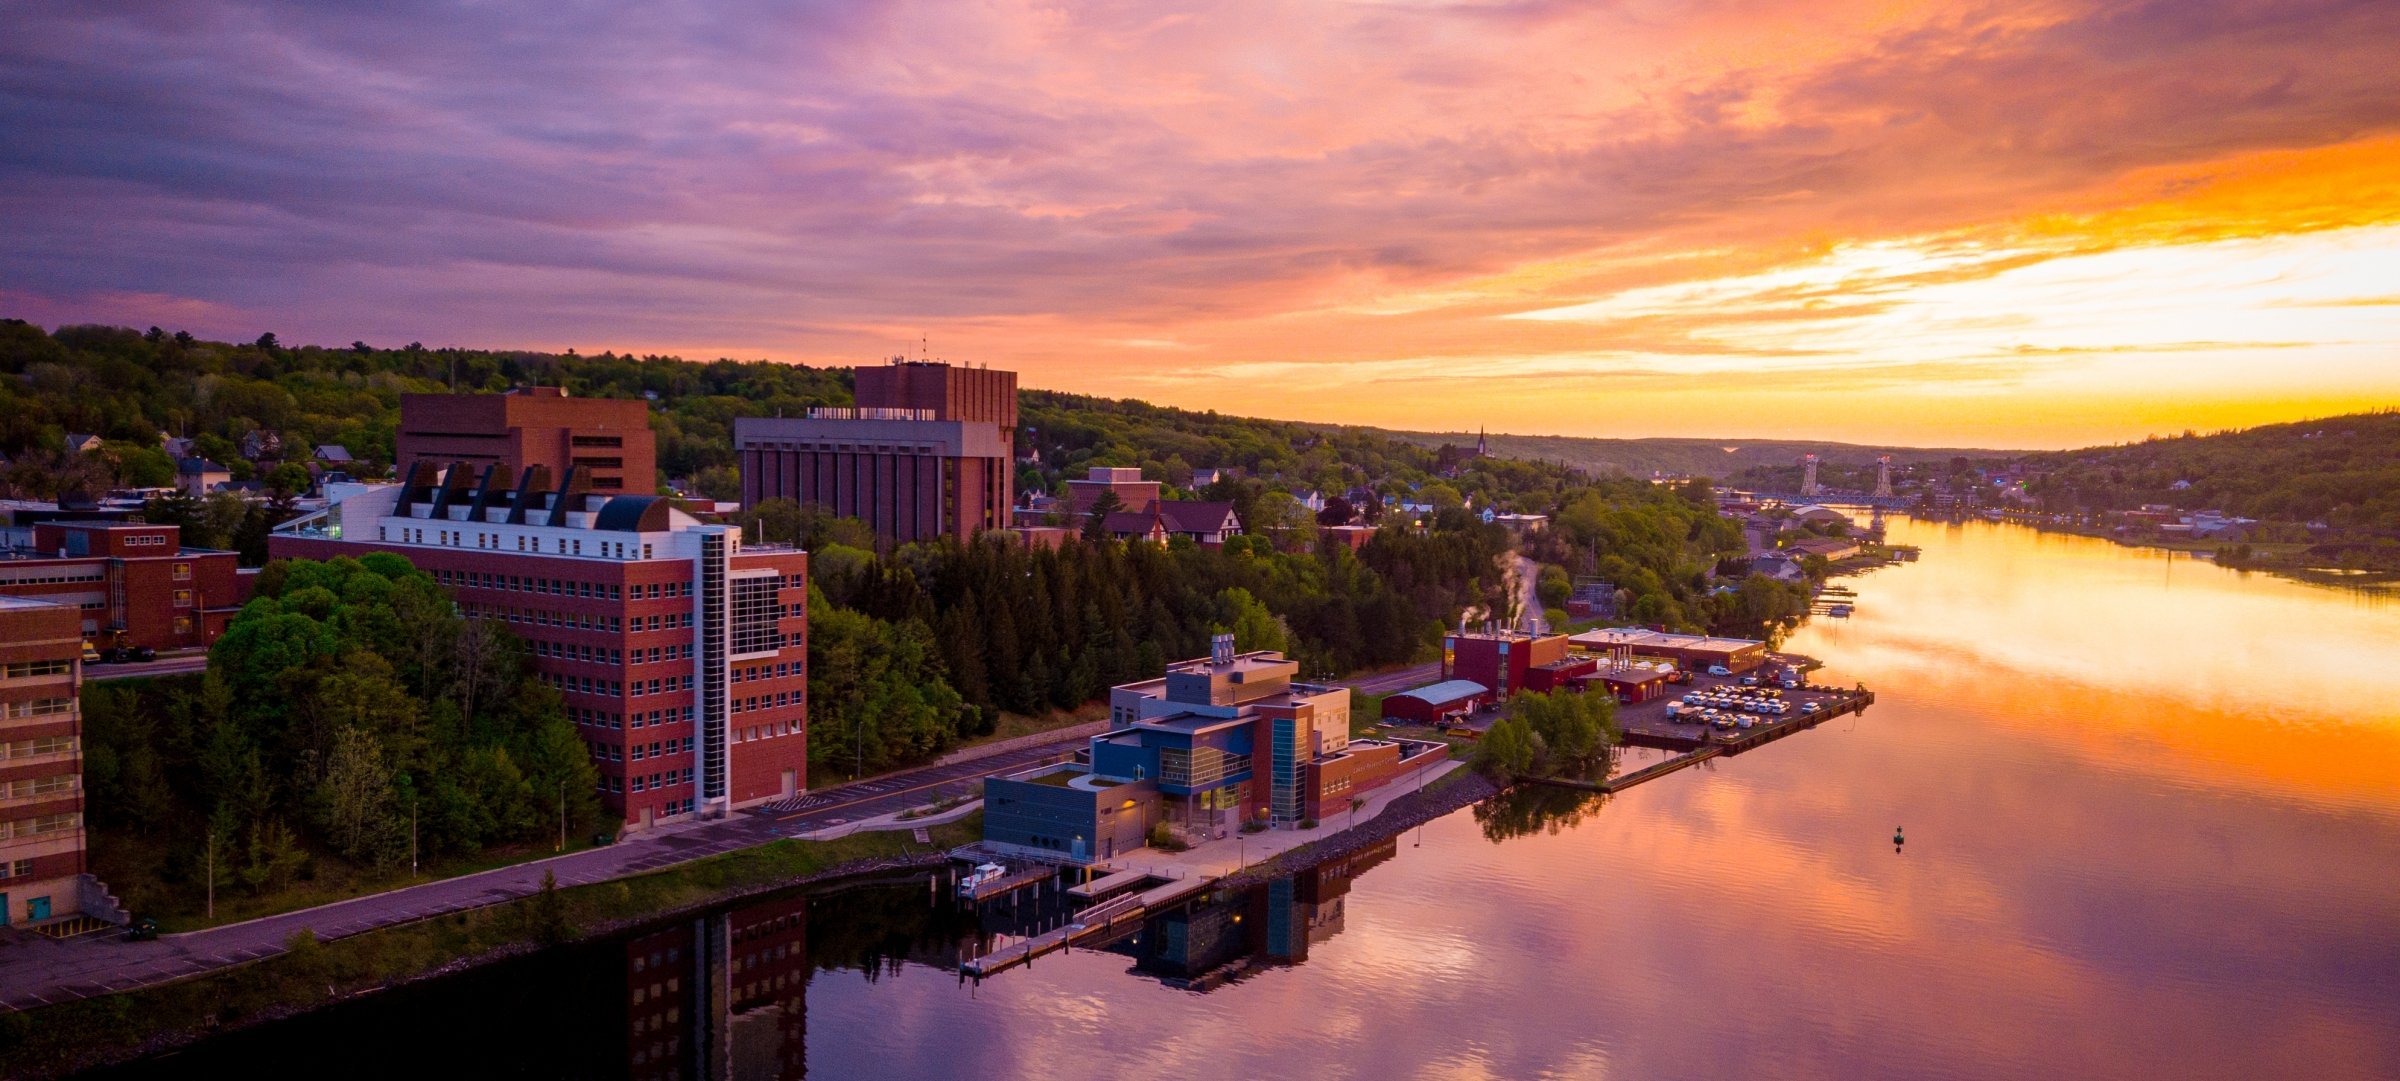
[734,361,1017,545]
[0,597,91,928]
[274,465,808,832]
[0,522,245,650]
[397,387,656,494]
[1442,628,1573,701]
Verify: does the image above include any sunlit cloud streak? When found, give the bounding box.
[3,0,2399,445]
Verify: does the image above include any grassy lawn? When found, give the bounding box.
[0,813,982,1079]
[92,829,604,934]
[968,701,1108,746]
[1350,691,1391,737]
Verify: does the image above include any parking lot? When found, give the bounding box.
[1614,669,1856,749]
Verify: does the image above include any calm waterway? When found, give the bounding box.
[90,517,2400,1080]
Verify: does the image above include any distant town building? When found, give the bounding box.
[734,360,1016,545]
[397,386,656,494]
[60,434,101,457]
[1784,536,1862,561]
[238,429,284,462]
[0,596,104,931]
[175,457,230,498]
[1321,524,1378,551]
[274,465,808,831]
[1102,500,1242,547]
[0,522,245,650]
[1065,466,1161,517]
[1488,511,1548,535]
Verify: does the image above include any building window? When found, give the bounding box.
[730,576,783,655]
[174,589,193,608]
[1,660,72,680]
[174,616,193,635]
[173,562,191,580]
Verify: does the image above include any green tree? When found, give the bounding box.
[1471,715,1538,783]
[1083,489,1125,542]
[317,724,404,865]
[1213,586,1287,654]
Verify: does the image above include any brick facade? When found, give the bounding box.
[0,522,244,651]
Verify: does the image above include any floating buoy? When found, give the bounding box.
[1894,827,1905,846]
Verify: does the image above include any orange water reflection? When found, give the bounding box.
[1793,517,2400,812]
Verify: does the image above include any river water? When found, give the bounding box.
[90,517,2400,1080]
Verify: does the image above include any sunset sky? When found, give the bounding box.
[5,0,2398,448]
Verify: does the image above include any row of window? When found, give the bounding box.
[0,858,38,880]
[1,775,75,801]
[0,812,78,840]
[737,721,801,742]
[435,568,693,601]
[1,660,72,680]
[588,737,696,763]
[734,661,801,683]
[534,641,699,667]
[121,533,170,547]
[571,706,698,731]
[605,770,693,794]
[541,673,698,698]
[1,737,75,760]
[392,525,658,561]
[469,604,625,633]
[733,691,801,714]
[3,698,73,720]
[0,569,104,586]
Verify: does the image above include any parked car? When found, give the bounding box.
[1802,701,1822,713]
[129,645,156,662]
[1708,665,1732,676]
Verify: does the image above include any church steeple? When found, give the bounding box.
[1476,426,1487,456]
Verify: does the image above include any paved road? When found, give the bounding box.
[1342,661,1442,697]
[0,736,1079,1012]
[84,653,209,682]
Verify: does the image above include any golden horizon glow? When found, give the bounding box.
[8,1,2400,448]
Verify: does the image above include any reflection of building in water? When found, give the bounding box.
[624,894,811,1081]
[726,896,810,1080]
[1114,837,1399,989]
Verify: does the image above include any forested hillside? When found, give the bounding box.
[2017,411,2400,533]
[1376,430,2005,479]
[8,318,1803,782]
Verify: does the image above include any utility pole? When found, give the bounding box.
[557,778,567,852]
[411,800,419,877]
[204,830,215,922]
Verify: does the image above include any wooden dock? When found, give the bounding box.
[960,874,1210,978]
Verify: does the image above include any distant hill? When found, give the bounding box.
[2014,410,2400,531]
[1367,429,2009,479]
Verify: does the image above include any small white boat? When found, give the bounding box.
[958,862,1007,898]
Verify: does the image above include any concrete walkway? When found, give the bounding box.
[1093,757,1462,883]
[0,734,1082,1012]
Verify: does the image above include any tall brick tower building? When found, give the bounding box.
[734,360,1017,545]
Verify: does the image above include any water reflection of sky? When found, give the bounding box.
[807,519,2400,1081]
